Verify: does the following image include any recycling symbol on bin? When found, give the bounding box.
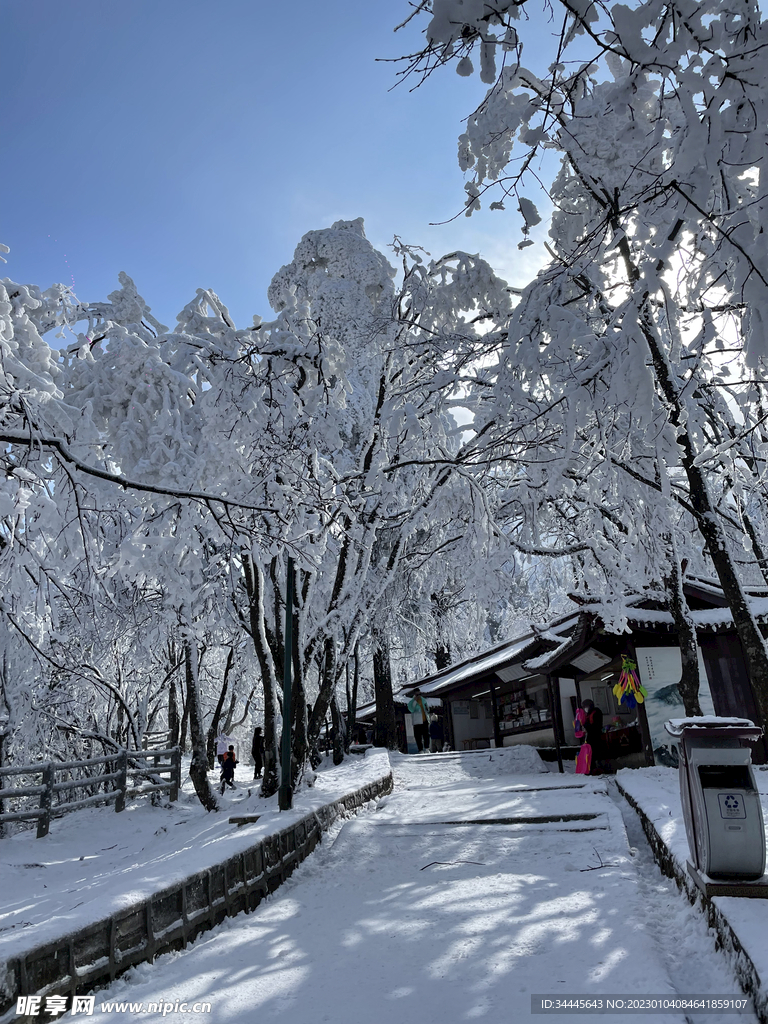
[718,793,746,818]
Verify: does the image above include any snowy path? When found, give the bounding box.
[77,749,757,1024]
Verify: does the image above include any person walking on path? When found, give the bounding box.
[429,714,444,753]
[216,733,234,766]
[220,745,237,794]
[251,726,264,780]
[408,690,430,752]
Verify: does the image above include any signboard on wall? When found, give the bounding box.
[634,646,716,766]
[452,700,470,715]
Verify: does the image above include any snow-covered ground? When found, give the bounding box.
[0,751,391,964]
[47,749,760,1024]
[617,764,768,1017]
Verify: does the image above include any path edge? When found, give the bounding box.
[615,778,767,1024]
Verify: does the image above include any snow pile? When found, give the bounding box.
[389,745,546,789]
[498,742,550,773]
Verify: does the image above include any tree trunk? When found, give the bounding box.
[290,598,307,786]
[242,551,279,797]
[308,637,337,768]
[329,693,345,765]
[206,646,234,768]
[184,640,219,812]
[221,683,238,734]
[434,644,452,671]
[663,541,703,717]
[178,688,190,752]
[431,592,452,671]
[168,677,180,747]
[345,644,360,751]
[373,631,397,749]
[643,328,768,731]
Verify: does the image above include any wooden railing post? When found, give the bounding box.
[170,747,181,802]
[37,763,54,838]
[114,750,128,813]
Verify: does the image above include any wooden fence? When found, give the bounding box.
[0,748,182,838]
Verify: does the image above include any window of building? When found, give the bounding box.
[593,685,611,714]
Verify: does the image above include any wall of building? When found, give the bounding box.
[501,727,555,748]
[450,699,495,748]
[559,678,578,743]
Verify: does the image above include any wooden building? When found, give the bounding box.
[401,578,768,767]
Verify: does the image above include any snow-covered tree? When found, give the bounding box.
[395,0,768,726]
[1,217,516,803]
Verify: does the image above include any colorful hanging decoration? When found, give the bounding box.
[613,655,647,709]
[573,707,587,740]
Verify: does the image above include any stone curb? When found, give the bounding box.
[615,778,767,1024]
[0,770,393,1021]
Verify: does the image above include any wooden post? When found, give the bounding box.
[552,675,566,747]
[546,675,564,773]
[488,681,503,749]
[574,672,583,708]
[442,698,455,751]
[636,700,655,767]
[170,747,181,802]
[37,763,54,838]
[114,750,128,812]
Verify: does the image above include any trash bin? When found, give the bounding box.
[664,717,766,881]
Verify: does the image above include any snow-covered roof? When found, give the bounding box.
[685,573,768,598]
[407,633,540,697]
[624,608,675,628]
[572,583,768,633]
[625,596,768,632]
[402,614,586,697]
[521,617,583,671]
[402,582,768,702]
[354,694,441,720]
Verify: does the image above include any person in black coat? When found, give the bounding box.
[220,746,237,793]
[581,699,607,773]
[251,726,264,780]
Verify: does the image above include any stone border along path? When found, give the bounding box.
[0,771,393,1021]
[615,779,768,1024]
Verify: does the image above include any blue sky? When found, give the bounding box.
[3,1,550,331]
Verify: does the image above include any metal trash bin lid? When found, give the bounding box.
[665,716,762,741]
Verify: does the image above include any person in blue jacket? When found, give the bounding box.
[429,714,444,752]
[408,690,430,752]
